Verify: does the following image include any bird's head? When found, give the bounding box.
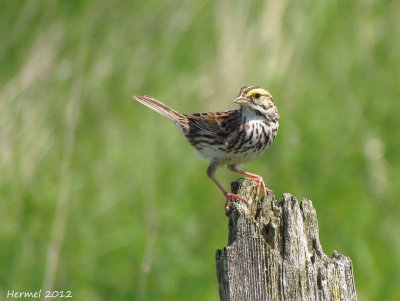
[234,86,277,119]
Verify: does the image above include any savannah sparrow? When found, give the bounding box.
[133,86,279,208]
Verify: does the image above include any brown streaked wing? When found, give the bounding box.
[185,110,241,138]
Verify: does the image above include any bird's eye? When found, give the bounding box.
[254,93,261,99]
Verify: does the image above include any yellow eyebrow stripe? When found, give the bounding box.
[244,88,268,97]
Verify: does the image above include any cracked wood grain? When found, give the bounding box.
[216,179,357,301]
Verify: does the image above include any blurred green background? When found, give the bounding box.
[1,0,399,300]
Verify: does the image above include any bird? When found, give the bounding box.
[133,86,279,208]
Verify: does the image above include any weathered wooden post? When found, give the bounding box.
[216,179,357,301]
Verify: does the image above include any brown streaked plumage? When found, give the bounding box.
[134,86,279,208]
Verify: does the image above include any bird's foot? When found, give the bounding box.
[247,175,271,198]
[224,192,248,209]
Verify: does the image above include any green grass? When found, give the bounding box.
[1,1,400,300]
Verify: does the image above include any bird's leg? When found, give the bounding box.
[227,164,272,197]
[207,161,248,209]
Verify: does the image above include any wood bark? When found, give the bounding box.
[216,179,357,301]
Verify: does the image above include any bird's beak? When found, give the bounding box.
[234,97,249,104]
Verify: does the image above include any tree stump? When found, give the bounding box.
[216,179,357,301]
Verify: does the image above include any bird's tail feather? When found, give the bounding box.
[133,95,183,123]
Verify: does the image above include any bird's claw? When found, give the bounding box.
[224,192,248,209]
[247,175,271,198]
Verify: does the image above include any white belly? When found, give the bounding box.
[195,119,279,164]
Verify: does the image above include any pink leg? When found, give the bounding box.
[207,162,248,209]
[227,165,272,197]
